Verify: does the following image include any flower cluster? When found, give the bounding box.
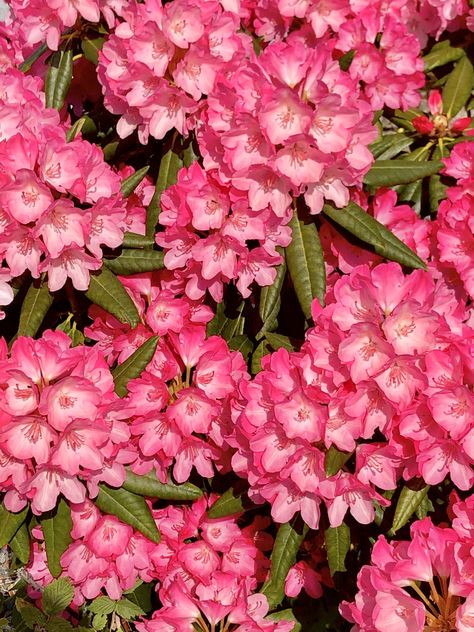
[0,331,127,514]
[228,261,474,529]
[341,492,474,631]
[0,69,127,293]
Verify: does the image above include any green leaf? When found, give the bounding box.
[266,610,301,632]
[208,486,253,519]
[81,36,105,65]
[40,499,73,578]
[95,484,160,543]
[257,255,286,340]
[443,56,474,118]
[122,469,202,500]
[114,598,144,620]
[123,580,154,614]
[92,613,107,630]
[122,231,155,249]
[42,578,74,616]
[285,210,325,319]
[251,340,270,375]
[262,517,308,609]
[15,599,47,629]
[363,159,443,187]
[112,336,159,397]
[324,523,350,575]
[104,249,164,275]
[415,493,434,520]
[88,596,116,616]
[56,314,84,347]
[423,44,465,72]
[86,266,140,328]
[0,505,28,547]
[206,301,245,341]
[322,201,426,270]
[370,134,413,160]
[19,43,48,72]
[10,522,31,564]
[46,618,74,632]
[325,446,351,477]
[394,179,423,212]
[120,166,150,198]
[264,332,296,352]
[146,146,183,238]
[66,117,86,142]
[389,484,430,536]
[227,334,253,360]
[17,277,53,338]
[45,48,74,110]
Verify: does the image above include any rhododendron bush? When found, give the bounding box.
[1,1,474,631]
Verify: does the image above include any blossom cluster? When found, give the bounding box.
[341,492,474,631]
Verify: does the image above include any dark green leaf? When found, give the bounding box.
[45,48,73,110]
[323,201,426,270]
[46,618,74,632]
[228,334,253,360]
[443,56,474,118]
[285,210,325,319]
[120,166,150,198]
[19,43,48,72]
[17,277,53,337]
[364,159,443,187]
[42,578,74,616]
[56,314,84,347]
[81,36,105,65]
[325,446,351,477]
[15,599,46,628]
[104,249,164,275]
[206,301,245,341]
[257,255,286,340]
[325,523,350,575]
[123,582,153,614]
[370,134,413,160]
[264,332,296,352]
[208,486,253,519]
[112,336,159,397]
[10,522,31,564]
[122,469,202,500]
[40,499,73,578]
[262,518,308,609]
[146,146,183,238]
[393,179,423,212]
[0,505,28,547]
[122,232,155,249]
[388,484,430,536]
[95,484,160,543]
[251,340,269,375]
[86,266,140,327]
[423,44,465,72]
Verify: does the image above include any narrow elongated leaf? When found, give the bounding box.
[122,231,155,249]
[40,499,73,577]
[95,484,160,543]
[19,43,48,72]
[325,446,352,477]
[251,340,270,375]
[389,484,430,536]
[423,45,465,71]
[86,266,140,327]
[264,332,296,352]
[81,36,105,65]
[123,470,202,500]
[17,277,53,337]
[370,134,413,160]
[364,159,443,187]
[262,518,308,609]
[10,522,31,564]
[323,202,426,270]
[45,48,73,110]
[0,505,28,547]
[325,523,350,575]
[257,256,286,340]
[146,147,183,238]
[104,249,164,275]
[112,336,159,397]
[42,578,74,616]
[228,334,253,360]
[285,210,325,319]
[120,166,150,198]
[207,301,245,341]
[208,486,253,519]
[443,56,474,118]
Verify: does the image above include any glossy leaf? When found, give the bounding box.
[443,55,474,118]
[122,470,202,500]
[45,48,73,110]
[86,266,140,328]
[323,202,426,270]
[227,334,253,360]
[363,159,443,187]
[104,249,164,275]
[325,523,350,575]
[40,499,73,577]
[95,484,161,543]
[264,332,296,352]
[146,146,183,238]
[120,166,150,198]
[122,231,155,249]
[262,517,308,609]
[0,505,28,547]
[325,446,352,477]
[81,36,105,65]
[285,210,325,319]
[423,43,465,71]
[112,336,159,397]
[389,484,430,536]
[19,43,48,72]
[208,486,253,519]
[370,133,413,160]
[257,255,286,340]
[207,301,245,341]
[17,276,53,338]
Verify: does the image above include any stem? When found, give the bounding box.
[185,364,191,388]
[409,582,439,618]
